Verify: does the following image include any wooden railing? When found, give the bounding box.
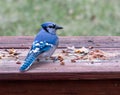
[0,36,120,95]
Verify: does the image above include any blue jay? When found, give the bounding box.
[19,22,63,71]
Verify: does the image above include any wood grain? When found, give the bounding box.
[0,36,120,95]
[0,36,120,80]
[0,36,120,48]
[0,80,120,95]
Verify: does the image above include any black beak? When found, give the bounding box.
[56,25,63,29]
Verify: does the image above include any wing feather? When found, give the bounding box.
[19,41,53,71]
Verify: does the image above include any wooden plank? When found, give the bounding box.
[0,36,120,48]
[0,80,120,95]
[0,48,120,70]
[0,36,120,94]
[0,36,33,49]
[0,36,120,80]
[1,72,120,80]
[0,47,120,80]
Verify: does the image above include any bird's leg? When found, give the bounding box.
[50,56,58,62]
[36,58,40,62]
[36,57,58,63]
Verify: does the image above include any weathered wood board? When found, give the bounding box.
[0,36,120,80]
[1,36,120,95]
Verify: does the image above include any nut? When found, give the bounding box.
[16,61,21,64]
[60,61,65,65]
[71,59,76,63]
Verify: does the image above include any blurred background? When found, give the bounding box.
[0,0,120,36]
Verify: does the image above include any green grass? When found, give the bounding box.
[0,0,120,36]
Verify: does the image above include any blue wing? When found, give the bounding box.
[19,41,53,71]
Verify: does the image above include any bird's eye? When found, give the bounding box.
[48,25,53,28]
[52,24,56,28]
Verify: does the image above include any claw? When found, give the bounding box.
[50,56,58,62]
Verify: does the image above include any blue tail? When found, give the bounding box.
[19,53,37,71]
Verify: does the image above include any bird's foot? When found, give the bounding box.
[36,58,40,62]
[36,57,58,63]
[50,56,58,62]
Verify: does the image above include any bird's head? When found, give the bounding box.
[41,22,63,35]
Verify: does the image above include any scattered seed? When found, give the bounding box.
[0,56,2,59]
[16,61,21,64]
[58,55,64,61]
[71,59,76,63]
[60,61,65,65]
[14,53,21,56]
[62,50,66,53]
[88,46,94,49]
[15,56,19,59]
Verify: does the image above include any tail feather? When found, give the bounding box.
[19,53,37,71]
